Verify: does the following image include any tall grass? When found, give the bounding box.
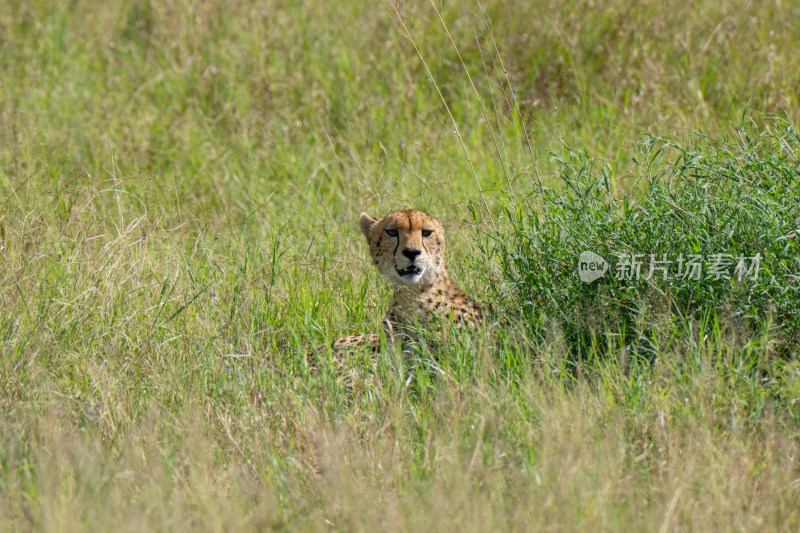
[2,0,800,530]
[478,115,800,361]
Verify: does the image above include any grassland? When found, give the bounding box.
[1,0,800,530]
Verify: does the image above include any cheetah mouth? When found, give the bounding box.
[395,265,423,278]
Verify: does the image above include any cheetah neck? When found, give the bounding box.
[391,267,461,309]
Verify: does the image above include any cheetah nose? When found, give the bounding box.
[402,248,421,261]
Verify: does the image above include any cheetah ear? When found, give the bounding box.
[359,212,377,238]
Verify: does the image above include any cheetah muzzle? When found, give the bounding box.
[395,264,422,278]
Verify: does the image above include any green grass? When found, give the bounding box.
[480,116,800,361]
[2,0,800,530]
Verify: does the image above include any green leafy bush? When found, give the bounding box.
[480,116,800,359]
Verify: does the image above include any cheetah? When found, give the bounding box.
[321,209,485,359]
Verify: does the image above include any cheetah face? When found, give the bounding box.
[359,209,446,289]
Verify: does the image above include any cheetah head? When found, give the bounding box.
[359,209,446,290]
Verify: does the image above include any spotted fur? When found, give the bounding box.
[324,209,484,357]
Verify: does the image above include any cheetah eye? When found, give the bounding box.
[421,229,433,237]
[385,229,398,237]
